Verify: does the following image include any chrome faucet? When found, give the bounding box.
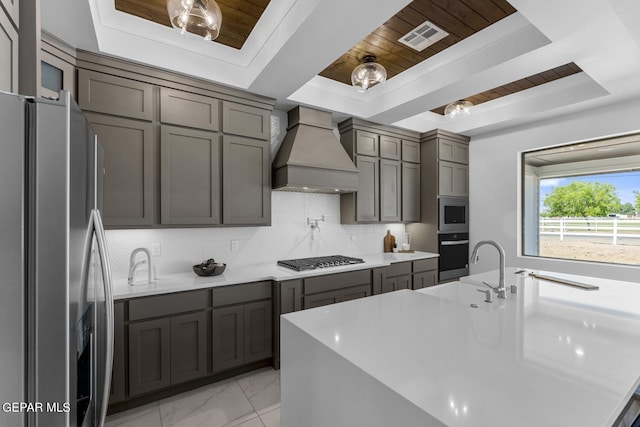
[470,240,507,299]
[128,247,156,285]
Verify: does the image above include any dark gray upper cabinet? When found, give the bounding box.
[339,118,420,224]
[380,135,401,160]
[86,113,155,227]
[222,136,271,225]
[160,125,221,225]
[355,130,379,156]
[128,318,171,397]
[0,10,18,93]
[0,0,18,29]
[402,141,420,163]
[160,87,220,131]
[222,101,270,140]
[78,69,153,121]
[402,162,421,222]
[380,159,401,222]
[170,311,208,385]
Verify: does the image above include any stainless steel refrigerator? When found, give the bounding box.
[0,91,114,427]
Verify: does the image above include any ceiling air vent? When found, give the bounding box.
[398,20,448,52]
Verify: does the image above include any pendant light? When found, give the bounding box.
[351,55,387,92]
[444,100,473,118]
[167,0,222,41]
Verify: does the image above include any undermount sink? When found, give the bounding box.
[416,281,507,309]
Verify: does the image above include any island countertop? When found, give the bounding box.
[112,251,438,300]
[280,270,640,427]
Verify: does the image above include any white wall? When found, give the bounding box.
[469,97,640,282]
[106,193,405,280]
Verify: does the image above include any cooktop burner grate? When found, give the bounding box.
[277,255,365,271]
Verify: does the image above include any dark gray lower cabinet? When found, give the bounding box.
[128,318,171,397]
[211,305,244,373]
[170,312,208,384]
[341,284,373,301]
[382,276,411,293]
[110,302,126,404]
[413,271,437,289]
[304,291,340,309]
[244,301,272,364]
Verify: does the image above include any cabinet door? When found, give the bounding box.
[396,275,412,290]
[78,70,153,121]
[211,306,244,373]
[402,162,420,222]
[355,130,378,156]
[129,318,171,396]
[438,140,468,164]
[439,161,469,197]
[354,155,379,222]
[304,291,341,309]
[40,52,76,100]
[0,10,18,93]
[109,302,126,404]
[160,87,220,131]
[279,280,302,314]
[222,101,270,139]
[160,125,221,225]
[379,135,401,160]
[170,312,208,385]
[341,284,372,302]
[87,114,155,227]
[0,0,18,28]
[382,277,397,294]
[401,141,420,163]
[244,301,273,363]
[413,271,437,289]
[222,136,271,225]
[371,267,386,295]
[380,159,401,222]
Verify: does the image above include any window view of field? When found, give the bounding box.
[539,172,640,265]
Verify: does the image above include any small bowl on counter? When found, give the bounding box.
[192,259,226,277]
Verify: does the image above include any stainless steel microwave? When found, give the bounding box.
[439,196,469,232]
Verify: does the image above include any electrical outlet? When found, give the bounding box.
[151,243,161,257]
[351,235,357,242]
[230,240,239,252]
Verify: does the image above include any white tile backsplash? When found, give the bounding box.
[106,192,406,280]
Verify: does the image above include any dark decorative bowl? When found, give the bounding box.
[192,262,226,277]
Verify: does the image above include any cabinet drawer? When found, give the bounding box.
[160,87,220,131]
[386,261,411,277]
[129,290,209,321]
[355,130,379,156]
[379,135,401,160]
[78,69,153,121]
[402,141,420,163]
[211,281,271,307]
[413,258,438,273]
[304,291,340,309]
[222,101,270,139]
[304,269,371,295]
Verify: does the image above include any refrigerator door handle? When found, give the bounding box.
[92,209,114,427]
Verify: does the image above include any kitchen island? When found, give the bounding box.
[280,270,640,426]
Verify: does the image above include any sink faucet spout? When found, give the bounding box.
[470,240,506,298]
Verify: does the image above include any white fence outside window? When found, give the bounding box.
[540,217,640,245]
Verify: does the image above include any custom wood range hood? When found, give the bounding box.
[272,106,359,194]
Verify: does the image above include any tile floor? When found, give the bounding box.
[105,367,281,427]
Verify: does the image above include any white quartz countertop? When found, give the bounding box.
[112,251,438,300]
[281,269,640,427]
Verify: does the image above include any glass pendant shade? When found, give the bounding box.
[351,55,387,92]
[444,100,473,118]
[167,0,222,41]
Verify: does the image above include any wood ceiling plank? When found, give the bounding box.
[459,0,510,22]
[430,0,490,31]
[490,0,517,15]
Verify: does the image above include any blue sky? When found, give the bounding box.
[540,171,640,207]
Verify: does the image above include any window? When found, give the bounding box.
[522,134,640,266]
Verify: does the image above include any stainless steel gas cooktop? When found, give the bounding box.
[277,255,365,271]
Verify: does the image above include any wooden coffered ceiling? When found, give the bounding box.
[115,0,270,50]
[431,62,583,115]
[319,0,517,85]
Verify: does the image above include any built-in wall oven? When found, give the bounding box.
[438,233,469,281]
[439,197,469,233]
